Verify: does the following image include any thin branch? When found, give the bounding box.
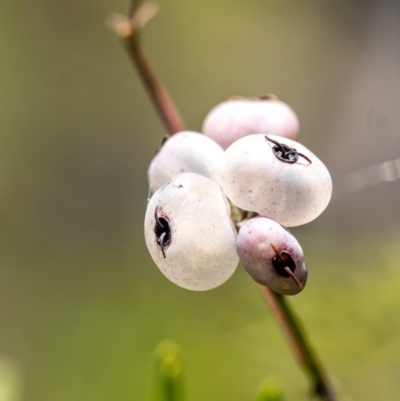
[108,3,186,135]
[261,286,338,401]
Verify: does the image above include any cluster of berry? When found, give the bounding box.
[144,97,332,295]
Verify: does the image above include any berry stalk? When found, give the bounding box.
[261,286,337,401]
[108,1,186,135]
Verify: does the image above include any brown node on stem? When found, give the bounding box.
[107,2,159,37]
[259,93,279,101]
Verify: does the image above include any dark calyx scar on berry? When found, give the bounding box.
[270,244,304,290]
[265,135,312,164]
[154,206,171,258]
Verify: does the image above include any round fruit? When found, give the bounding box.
[236,217,307,295]
[144,172,239,291]
[221,134,332,227]
[148,131,224,193]
[202,97,299,150]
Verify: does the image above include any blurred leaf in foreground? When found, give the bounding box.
[255,376,284,401]
[0,358,22,401]
[150,340,186,401]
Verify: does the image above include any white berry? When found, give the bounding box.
[144,173,239,291]
[148,131,224,193]
[221,134,332,227]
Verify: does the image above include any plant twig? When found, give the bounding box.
[260,286,337,401]
[108,2,186,135]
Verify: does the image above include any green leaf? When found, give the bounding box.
[150,340,186,401]
[255,376,284,401]
[0,358,22,401]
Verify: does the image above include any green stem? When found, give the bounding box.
[261,286,337,401]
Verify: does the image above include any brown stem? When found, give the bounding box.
[108,4,186,135]
[261,286,338,401]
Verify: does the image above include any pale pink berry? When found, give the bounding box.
[202,97,299,149]
[237,217,307,295]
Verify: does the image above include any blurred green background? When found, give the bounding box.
[1,0,400,400]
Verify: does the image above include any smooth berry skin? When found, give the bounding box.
[236,217,307,295]
[221,134,332,227]
[148,131,224,193]
[144,173,239,291]
[202,98,299,150]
